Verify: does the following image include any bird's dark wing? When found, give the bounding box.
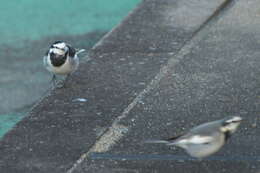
[67,45,76,57]
[166,134,184,142]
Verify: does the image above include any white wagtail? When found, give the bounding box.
[145,116,242,159]
[43,41,85,85]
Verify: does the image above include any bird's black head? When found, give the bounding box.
[220,116,242,141]
[51,41,63,47]
[47,41,69,67]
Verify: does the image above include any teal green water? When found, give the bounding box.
[0,0,140,46]
[0,0,140,138]
[0,113,25,137]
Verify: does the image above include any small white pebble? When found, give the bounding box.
[138,82,146,85]
[73,98,87,102]
[166,122,172,126]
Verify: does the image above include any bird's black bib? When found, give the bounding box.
[50,52,67,67]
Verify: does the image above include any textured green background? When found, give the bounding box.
[0,0,140,46]
[0,0,140,137]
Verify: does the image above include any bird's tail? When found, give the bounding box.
[143,139,171,144]
[76,49,86,55]
[144,133,183,145]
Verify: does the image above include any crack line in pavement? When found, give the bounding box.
[66,0,235,172]
[89,153,260,162]
[190,0,236,38]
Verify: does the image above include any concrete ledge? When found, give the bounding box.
[0,0,251,173]
[72,0,260,172]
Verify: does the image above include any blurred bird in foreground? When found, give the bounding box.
[145,116,242,159]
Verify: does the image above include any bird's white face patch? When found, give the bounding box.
[50,42,68,55]
[51,48,65,55]
[54,42,66,49]
[225,116,242,123]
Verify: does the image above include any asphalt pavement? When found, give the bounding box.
[0,0,260,173]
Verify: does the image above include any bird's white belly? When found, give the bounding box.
[185,135,225,158]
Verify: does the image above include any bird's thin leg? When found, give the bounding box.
[63,73,71,88]
[51,74,57,87]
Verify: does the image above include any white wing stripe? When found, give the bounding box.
[189,135,213,144]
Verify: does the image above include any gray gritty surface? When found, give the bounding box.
[1,0,259,173]
[71,0,260,172]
